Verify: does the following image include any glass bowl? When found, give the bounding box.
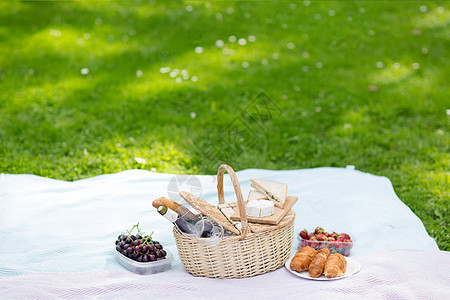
[296,230,354,256]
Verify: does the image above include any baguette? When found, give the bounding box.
[152,197,198,220]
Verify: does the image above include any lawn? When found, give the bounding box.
[0,1,448,250]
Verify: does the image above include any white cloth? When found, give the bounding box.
[0,167,446,298]
[1,249,449,299]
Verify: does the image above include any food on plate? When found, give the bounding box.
[115,222,167,262]
[324,253,347,278]
[308,247,330,278]
[250,178,287,208]
[246,199,274,217]
[298,227,353,256]
[290,247,348,279]
[246,190,276,218]
[290,246,317,272]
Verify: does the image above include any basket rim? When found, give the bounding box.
[172,211,295,241]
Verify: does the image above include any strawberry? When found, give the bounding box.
[327,237,335,242]
[308,233,315,240]
[343,248,351,256]
[332,232,339,240]
[300,240,307,247]
[316,234,327,241]
[299,229,309,240]
[339,233,351,240]
[343,239,353,249]
[334,241,343,250]
[347,240,353,249]
[342,239,353,255]
[327,241,335,251]
[314,227,324,235]
[310,236,319,249]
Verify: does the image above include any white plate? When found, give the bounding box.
[285,255,361,281]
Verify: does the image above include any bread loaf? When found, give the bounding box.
[152,197,198,220]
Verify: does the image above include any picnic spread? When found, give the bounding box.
[1,165,449,299]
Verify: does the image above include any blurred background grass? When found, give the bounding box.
[0,0,448,250]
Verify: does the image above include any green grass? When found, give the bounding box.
[0,1,448,250]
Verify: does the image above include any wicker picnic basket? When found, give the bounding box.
[173,164,295,278]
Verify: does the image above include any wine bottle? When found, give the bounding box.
[152,197,199,220]
[157,205,213,237]
[174,204,200,221]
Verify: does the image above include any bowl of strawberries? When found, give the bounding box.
[297,227,354,256]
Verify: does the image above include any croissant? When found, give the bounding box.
[290,246,317,272]
[308,247,330,278]
[324,253,347,278]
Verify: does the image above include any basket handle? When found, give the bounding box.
[217,164,250,240]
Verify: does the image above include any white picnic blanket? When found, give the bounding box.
[1,249,449,299]
[0,167,447,298]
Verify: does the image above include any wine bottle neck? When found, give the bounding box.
[157,205,178,223]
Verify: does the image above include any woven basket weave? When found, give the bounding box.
[174,164,295,278]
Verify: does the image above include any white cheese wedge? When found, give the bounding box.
[246,199,274,218]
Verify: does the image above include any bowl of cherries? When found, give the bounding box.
[297,226,354,256]
[114,223,173,274]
